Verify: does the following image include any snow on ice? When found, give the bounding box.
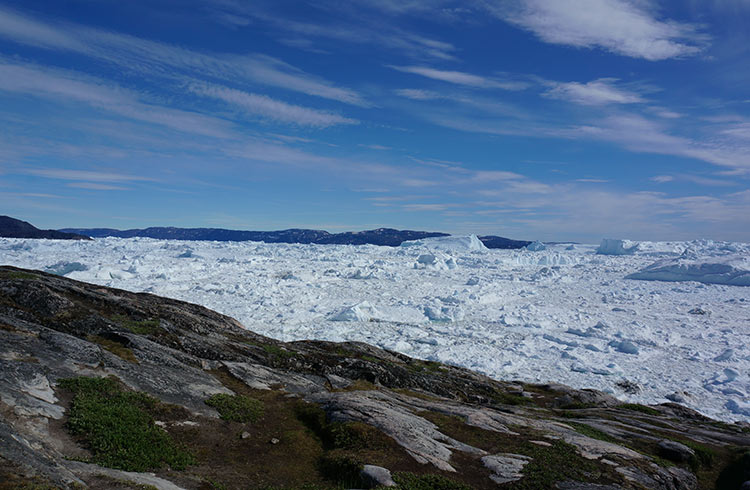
[1,236,749,422]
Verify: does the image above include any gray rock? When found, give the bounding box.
[360,464,396,488]
[616,465,697,490]
[66,461,187,490]
[556,482,623,489]
[308,390,485,472]
[481,453,531,484]
[665,392,689,403]
[615,379,642,395]
[658,439,695,463]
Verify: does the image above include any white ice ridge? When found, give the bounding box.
[1,237,749,422]
[628,254,750,287]
[401,234,488,252]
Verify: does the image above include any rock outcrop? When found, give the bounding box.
[1,266,748,489]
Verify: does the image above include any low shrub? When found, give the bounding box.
[205,393,264,423]
[59,376,194,472]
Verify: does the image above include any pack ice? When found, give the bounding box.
[1,235,749,422]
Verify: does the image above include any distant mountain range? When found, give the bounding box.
[59,226,531,249]
[0,216,90,240]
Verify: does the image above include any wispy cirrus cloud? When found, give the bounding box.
[67,182,130,191]
[485,0,708,61]
[188,83,358,127]
[389,65,528,90]
[572,113,750,171]
[206,1,459,60]
[0,61,234,138]
[22,168,152,183]
[543,78,646,105]
[0,6,367,106]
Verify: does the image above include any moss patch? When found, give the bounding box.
[490,390,532,406]
[88,334,138,363]
[617,403,660,416]
[567,422,619,444]
[393,471,474,490]
[506,439,601,489]
[205,393,264,423]
[0,270,37,280]
[58,376,194,472]
[110,315,160,335]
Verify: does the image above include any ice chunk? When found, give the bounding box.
[627,255,750,286]
[596,238,640,255]
[423,304,464,322]
[525,241,546,251]
[415,252,456,270]
[401,234,488,252]
[329,301,382,322]
[609,340,639,355]
[714,349,734,362]
[726,399,750,417]
[44,261,88,276]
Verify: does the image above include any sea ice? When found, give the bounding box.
[597,239,640,255]
[1,236,748,422]
[401,234,487,252]
[627,255,750,286]
[525,241,546,251]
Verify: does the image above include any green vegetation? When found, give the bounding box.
[617,403,660,416]
[58,376,194,472]
[318,454,363,487]
[205,393,264,423]
[683,440,716,471]
[507,439,600,489]
[294,402,380,450]
[263,343,295,360]
[87,335,138,363]
[567,422,619,444]
[558,401,595,410]
[110,315,160,335]
[0,270,37,280]
[490,390,532,406]
[393,472,474,490]
[406,359,447,374]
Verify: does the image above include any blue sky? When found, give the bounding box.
[0,0,749,242]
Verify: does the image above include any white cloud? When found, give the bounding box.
[544,78,645,105]
[651,175,675,183]
[472,170,524,181]
[208,2,458,60]
[402,203,452,211]
[0,7,86,51]
[0,61,234,138]
[189,83,357,127]
[390,66,528,90]
[0,7,367,106]
[395,88,443,100]
[67,182,130,190]
[572,114,750,171]
[488,0,707,60]
[24,168,150,183]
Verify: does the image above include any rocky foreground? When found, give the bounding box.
[0,266,748,490]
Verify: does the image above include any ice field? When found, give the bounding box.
[2,235,749,422]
